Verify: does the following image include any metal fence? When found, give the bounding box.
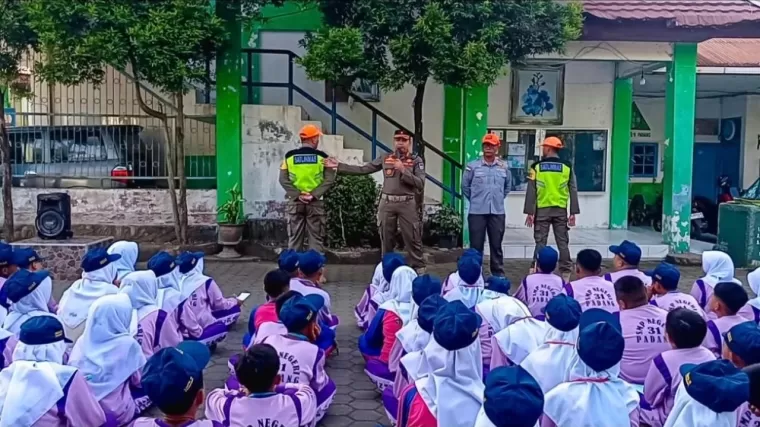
[5,52,216,189]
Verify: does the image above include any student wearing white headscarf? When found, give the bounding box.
[441,248,483,293]
[474,366,545,427]
[2,269,57,335]
[740,266,760,324]
[490,314,547,369]
[664,360,749,427]
[107,240,139,282]
[367,254,407,324]
[397,300,484,427]
[58,248,120,342]
[69,293,148,425]
[444,255,485,309]
[147,251,183,313]
[12,247,59,312]
[520,294,582,394]
[177,252,241,330]
[0,316,108,427]
[0,305,15,370]
[542,309,640,427]
[356,253,405,329]
[690,251,741,314]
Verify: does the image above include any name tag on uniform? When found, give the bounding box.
[385,168,395,176]
[539,162,563,172]
[293,154,318,164]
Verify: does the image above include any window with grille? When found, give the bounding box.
[630,142,658,178]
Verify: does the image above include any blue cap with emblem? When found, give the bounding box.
[462,248,483,265]
[609,240,642,266]
[724,321,760,365]
[680,360,749,413]
[19,315,71,345]
[483,366,544,427]
[433,300,482,351]
[536,246,559,273]
[382,253,406,283]
[176,251,204,274]
[141,341,211,412]
[279,293,325,332]
[0,247,14,268]
[147,251,176,277]
[418,294,447,334]
[458,256,481,285]
[412,275,442,305]
[13,247,43,269]
[485,276,511,295]
[577,308,624,372]
[298,249,326,276]
[278,249,299,273]
[544,294,582,332]
[82,248,121,273]
[645,262,680,290]
[4,269,50,303]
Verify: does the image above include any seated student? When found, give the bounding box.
[473,366,545,427]
[69,294,148,425]
[356,252,405,330]
[385,294,447,424]
[490,312,547,369]
[616,276,670,385]
[120,270,183,358]
[368,254,407,323]
[690,250,741,313]
[0,316,110,427]
[13,247,59,312]
[397,300,484,427]
[721,321,760,426]
[0,308,16,370]
[2,269,57,334]
[664,360,749,427]
[58,248,121,342]
[441,248,483,295]
[514,246,564,318]
[0,247,16,305]
[444,255,485,309]
[148,251,183,314]
[259,294,336,423]
[702,281,750,358]
[739,266,760,324]
[739,363,760,426]
[133,341,218,427]
[564,249,619,313]
[475,276,531,374]
[542,309,640,427]
[107,240,139,283]
[207,344,318,427]
[243,268,290,348]
[178,251,241,327]
[648,262,705,316]
[520,294,582,393]
[289,250,339,329]
[605,240,652,286]
[641,308,715,427]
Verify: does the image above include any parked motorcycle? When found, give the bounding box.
[650,194,709,238]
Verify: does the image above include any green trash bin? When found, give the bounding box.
[185,155,216,189]
[716,201,760,268]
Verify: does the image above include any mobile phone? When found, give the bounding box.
[237,292,251,302]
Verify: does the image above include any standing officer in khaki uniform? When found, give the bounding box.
[324,129,426,270]
[523,136,580,279]
[279,124,336,253]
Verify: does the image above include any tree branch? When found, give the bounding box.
[129,57,167,121]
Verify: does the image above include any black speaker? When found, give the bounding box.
[36,193,73,240]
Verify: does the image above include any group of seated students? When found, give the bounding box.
[350,240,760,427]
[0,240,242,426]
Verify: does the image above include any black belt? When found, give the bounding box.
[381,194,414,202]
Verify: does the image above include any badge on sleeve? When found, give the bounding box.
[418,162,424,171]
[280,160,288,170]
[527,168,536,181]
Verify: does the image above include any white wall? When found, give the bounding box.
[743,95,760,188]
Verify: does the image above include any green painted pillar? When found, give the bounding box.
[442,86,464,208]
[609,78,633,229]
[662,44,697,253]
[461,85,489,244]
[215,0,243,219]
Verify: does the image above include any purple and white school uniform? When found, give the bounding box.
[640,346,716,427]
[520,323,579,394]
[179,257,241,328]
[261,333,336,423]
[604,268,652,287]
[514,273,564,318]
[0,306,15,369]
[69,294,147,425]
[443,272,485,309]
[739,267,760,325]
[563,276,619,313]
[107,240,139,282]
[702,314,748,358]
[736,403,760,427]
[58,262,119,343]
[619,304,670,385]
[690,251,741,314]
[355,262,386,329]
[205,384,318,427]
[3,276,57,335]
[132,419,220,426]
[474,291,531,373]
[650,292,706,318]
[289,278,339,329]
[489,317,546,369]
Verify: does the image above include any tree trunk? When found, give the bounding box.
[412,82,426,222]
[174,93,188,244]
[0,90,14,241]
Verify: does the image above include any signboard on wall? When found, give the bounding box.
[631,102,651,139]
[3,108,15,127]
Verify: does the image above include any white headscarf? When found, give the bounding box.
[0,337,75,427]
[156,267,183,313]
[107,241,139,281]
[444,272,485,309]
[120,271,160,322]
[747,267,760,310]
[520,325,580,393]
[3,277,55,334]
[179,257,210,301]
[69,294,146,399]
[370,262,388,293]
[377,266,417,325]
[663,382,738,427]
[492,318,546,366]
[415,334,484,427]
[372,265,412,307]
[543,357,639,427]
[58,262,119,329]
[700,251,741,288]
[475,293,531,332]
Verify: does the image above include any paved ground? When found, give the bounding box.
[50,259,754,426]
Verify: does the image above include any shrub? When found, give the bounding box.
[428,205,462,237]
[324,174,380,248]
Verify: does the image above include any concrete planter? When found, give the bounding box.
[217,223,244,258]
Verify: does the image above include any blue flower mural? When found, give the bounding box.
[521,72,554,117]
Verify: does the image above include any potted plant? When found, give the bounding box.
[428,205,462,249]
[217,183,245,258]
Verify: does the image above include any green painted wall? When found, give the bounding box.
[442,86,464,208]
[629,182,662,205]
[461,85,489,243]
[609,78,633,229]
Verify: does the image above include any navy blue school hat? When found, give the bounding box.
[680,359,750,413]
[82,247,121,273]
[147,251,176,277]
[418,294,447,334]
[544,294,582,332]
[609,240,642,265]
[483,366,544,427]
[4,269,50,303]
[536,246,559,273]
[13,247,43,269]
[278,249,299,273]
[298,250,326,276]
[279,293,325,332]
[176,251,204,274]
[713,281,749,314]
[725,321,760,365]
[646,262,680,290]
[458,256,481,285]
[0,247,14,268]
[577,309,624,372]
[412,275,442,305]
[462,248,483,265]
[485,276,511,295]
[433,300,482,351]
[142,341,211,408]
[382,253,406,283]
[18,316,71,345]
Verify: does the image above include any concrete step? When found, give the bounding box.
[491,242,669,260]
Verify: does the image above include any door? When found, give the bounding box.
[691,118,742,200]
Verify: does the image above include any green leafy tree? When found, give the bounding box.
[298,0,583,158]
[24,0,283,243]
